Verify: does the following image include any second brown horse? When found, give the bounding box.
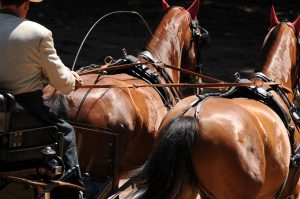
[127,7,300,199]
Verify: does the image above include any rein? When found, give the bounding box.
[76,61,285,90]
[161,62,221,83]
[79,81,280,89]
[77,61,223,83]
[77,62,150,75]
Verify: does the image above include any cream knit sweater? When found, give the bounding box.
[0,13,75,95]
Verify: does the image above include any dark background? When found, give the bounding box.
[28,0,299,81]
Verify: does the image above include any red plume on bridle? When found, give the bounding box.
[292,15,300,36]
[270,6,300,36]
[269,5,280,30]
[187,0,200,19]
[162,0,170,10]
[162,0,200,19]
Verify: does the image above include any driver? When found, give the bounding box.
[0,0,85,198]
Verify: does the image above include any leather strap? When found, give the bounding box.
[77,62,150,76]
[79,81,280,89]
[7,176,85,191]
[77,61,224,83]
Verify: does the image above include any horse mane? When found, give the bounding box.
[126,116,199,199]
[143,7,176,48]
[144,6,192,67]
[261,23,281,62]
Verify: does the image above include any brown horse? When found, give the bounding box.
[44,0,205,184]
[126,7,300,199]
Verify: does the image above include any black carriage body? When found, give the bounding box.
[0,91,62,170]
[0,91,120,198]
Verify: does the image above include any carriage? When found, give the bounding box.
[0,89,119,198]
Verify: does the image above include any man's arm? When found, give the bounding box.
[39,30,80,94]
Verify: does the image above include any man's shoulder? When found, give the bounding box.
[21,20,51,36]
[0,14,50,34]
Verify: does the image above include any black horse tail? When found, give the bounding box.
[127,115,199,199]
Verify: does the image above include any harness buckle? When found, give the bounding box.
[291,144,300,167]
[290,105,300,125]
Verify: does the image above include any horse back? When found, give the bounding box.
[67,74,167,130]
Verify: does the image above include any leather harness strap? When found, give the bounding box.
[138,50,180,107]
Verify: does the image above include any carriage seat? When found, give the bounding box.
[0,91,63,180]
[0,91,47,132]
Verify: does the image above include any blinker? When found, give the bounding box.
[191,20,211,48]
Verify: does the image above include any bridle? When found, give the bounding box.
[188,17,209,94]
[190,19,209,74]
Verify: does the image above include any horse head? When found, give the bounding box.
[144,0,207,96]
[261,6,300,100]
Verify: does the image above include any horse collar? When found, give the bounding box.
[138,51,159,64]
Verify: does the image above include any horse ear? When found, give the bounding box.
[270,5,280,29]
[162,0,170,10]
[187,0,200,19]
[292,15,300,36]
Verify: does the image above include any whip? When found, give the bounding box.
[72,11,153,71]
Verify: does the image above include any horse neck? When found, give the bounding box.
[146,8,190,83]
[261,24,298,91]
